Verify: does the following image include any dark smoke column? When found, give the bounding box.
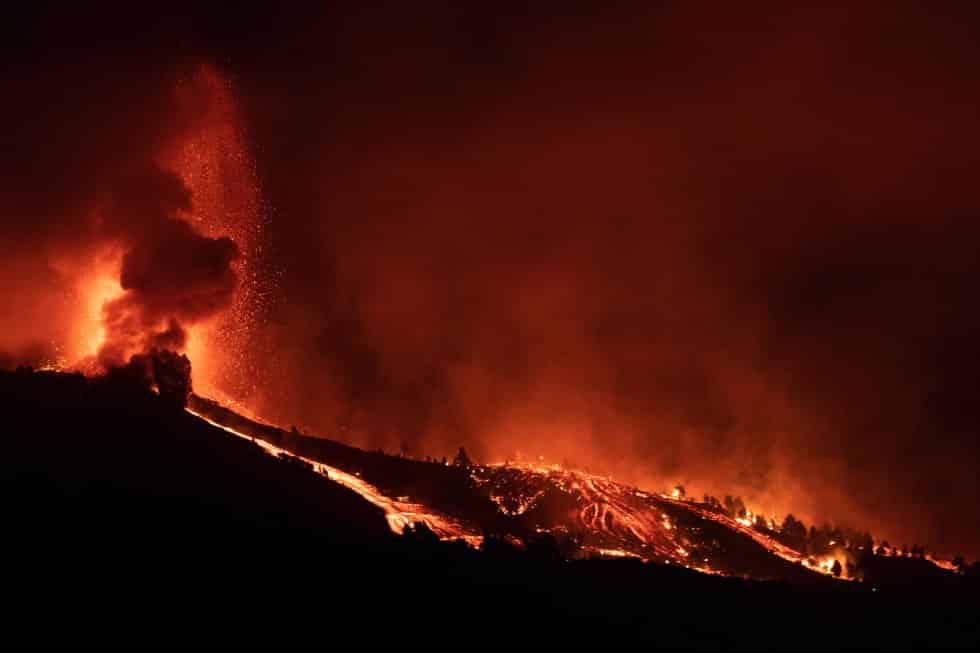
[97,167,240,395]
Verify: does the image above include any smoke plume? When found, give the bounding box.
[97,176,240,369]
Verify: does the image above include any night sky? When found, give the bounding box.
[2,3,979,557]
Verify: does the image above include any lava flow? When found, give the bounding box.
[186,397,883,582]
[186,407,482,547]
[471,462,841,579]
[180,376,972,585]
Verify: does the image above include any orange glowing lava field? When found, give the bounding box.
[3,4,980,647]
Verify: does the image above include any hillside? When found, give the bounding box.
[2,370,977,647]
[188,394,966,587]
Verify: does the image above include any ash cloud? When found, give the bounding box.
[98,187,241,368]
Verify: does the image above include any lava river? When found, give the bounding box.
[187,407,483,547]
[186,400,839,581]
[470,462,827,578]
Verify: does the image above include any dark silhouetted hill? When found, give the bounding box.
[2,370,977,647]
[189,394,972,589]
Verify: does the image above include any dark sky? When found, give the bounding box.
[3,3,980,557]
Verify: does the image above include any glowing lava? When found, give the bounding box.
[78,275,122,359]
[472,462,852,579]
[58,253,125,371]
[186,407,481,547]
[185,395,966,582]
[164,64,267,407]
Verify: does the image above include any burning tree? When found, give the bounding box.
[723,495,747,519]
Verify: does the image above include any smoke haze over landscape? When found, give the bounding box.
[2,3,979,557]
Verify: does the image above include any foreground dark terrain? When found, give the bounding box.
[191,394,971,588]
[2,369,977,647]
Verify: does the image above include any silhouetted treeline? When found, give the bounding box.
[697,493,966,582]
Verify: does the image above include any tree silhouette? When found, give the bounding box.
[723,495,746,519]
[781,514,807,552]
[480,533,519,559]
[135,349,192,408]
[733,497,746,519]
[525,532,563,563]
[403,521,440,547]
[702,495,722,511]
[453,446,473,468]
[859,532,874,552]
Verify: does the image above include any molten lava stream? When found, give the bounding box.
[477,462,854,578]
[185,408,482,547]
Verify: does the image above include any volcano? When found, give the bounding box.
[184,395,963,587]
[2,368,978,646]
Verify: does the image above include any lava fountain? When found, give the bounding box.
[162,64,268,409]
[46,64,267,416]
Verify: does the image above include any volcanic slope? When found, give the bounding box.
[189,395,838,583]
[4,370,979,647]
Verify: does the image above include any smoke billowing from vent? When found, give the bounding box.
[97,170,240,369]
[0,33,246,384]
